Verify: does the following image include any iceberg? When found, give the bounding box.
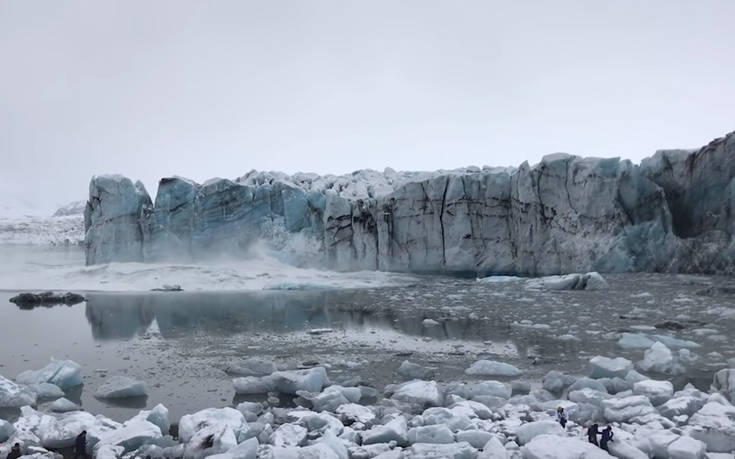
[16,360,82,389]
[589,356,633,379]
[464,360,522,377]
[94,376,147,399]
[0,375,37,408]
[47,398,80,413]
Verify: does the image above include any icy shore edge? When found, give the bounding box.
[2,355,734,458]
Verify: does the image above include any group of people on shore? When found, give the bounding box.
[556,407,614,452]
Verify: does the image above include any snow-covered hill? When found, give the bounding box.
[0,201,85,246]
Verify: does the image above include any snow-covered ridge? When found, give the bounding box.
[0,200,86,246]
[0,215,84,246]
[236,166,515,201]
[84,130,735,275]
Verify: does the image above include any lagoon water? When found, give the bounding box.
[1,246,734,423]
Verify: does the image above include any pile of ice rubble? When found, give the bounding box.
[2,357,735,459]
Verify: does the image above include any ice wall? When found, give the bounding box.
[84,131,735,275]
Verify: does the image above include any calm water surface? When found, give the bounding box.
[1,272,734,422]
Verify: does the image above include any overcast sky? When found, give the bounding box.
[1,1,734,214]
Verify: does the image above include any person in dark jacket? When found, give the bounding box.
[74,430,87,458]
[556,406,568,428]
[587,423,601,446]
[6,443,21,459]
[600,425,614,451]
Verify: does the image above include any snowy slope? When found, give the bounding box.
[0,200,85,246]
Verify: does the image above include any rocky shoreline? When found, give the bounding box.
[1,354,734,458]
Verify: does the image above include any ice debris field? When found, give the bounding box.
[2,352,735,459]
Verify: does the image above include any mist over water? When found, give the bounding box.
[0,244,418,292]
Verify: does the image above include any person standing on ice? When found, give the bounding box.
[556,406,567,428]
[6,443,21,459]
[586,423,601,446]
[600,425,614,451]
[74,430,87,458]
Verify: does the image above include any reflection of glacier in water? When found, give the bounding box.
[82,290,510,343]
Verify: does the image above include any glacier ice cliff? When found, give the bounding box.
[84,131,735,275]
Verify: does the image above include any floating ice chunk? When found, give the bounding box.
[298,385,360,412]
[227,358,277,377]
[336,403,375,426]
[465,360,521,377]
[666,435,707,459]
[235,401,263,418]
[568,388,611,407]
[47,398,79,413]
[597,377,631,394]
[270,423,307,447]
[28,383,64,400]
[271,367,328,394]
[686,402,735,452]
[521,434,611,458]
[632,380,674,406]
[449,399,492,420]
[589,356,633,379]
[205,437,258,459]
[601,395,655,422]
[404,442,477,458]
[607,440,648,459]
[454,430,494,449]
[658,392,707,420]
[638,342,683,375]
[478,436,508,459]
[35,410,106,449]
[391,380,443,408]
[315,432,348,459]
[515,421,564,445]
[420,407,472,432]
[94,376,147,399]
[95,419,162,453]
[178,408,247,444]
[711,368,735,402]
[525,272,608,290]
[266,443,340,459]
[0,419,14,442]
[16,360,82,389]
[232,376,276,394]
[469,381,511,399]
[650,335,699,349]
[542,371,576,394]
[299,411,343,438]
[568,378,608,394]
[476,276,524,283]
[397,361,434,380]
[184,423,238,459]
[0,375,37,408]
[361,416,408,446]
[422,319,440,327]
[618,333,656,349]
[127,404,169,436]
[95,444,125,459]
[407,425,454,444]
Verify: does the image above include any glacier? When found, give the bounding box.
[84,131,735,275]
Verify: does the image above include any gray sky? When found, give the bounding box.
[1,0,734,214]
